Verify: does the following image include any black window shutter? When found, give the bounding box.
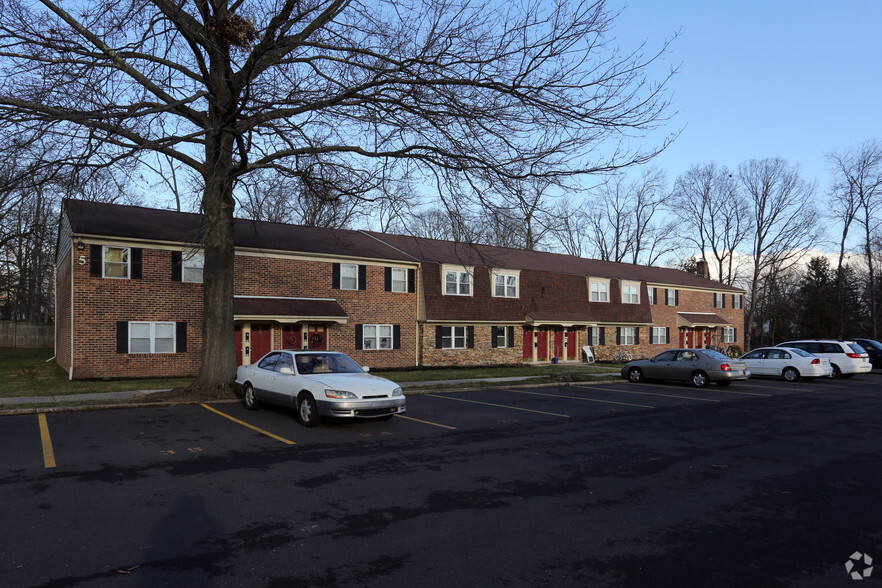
[171,251,182,281]
[664,289,669,306]
[675,290,679,306]
[665,327,670,344]
[393,325,401,349]
[355,324,363,350]
[722,294,726,308]
[116,321,128,353]
[616,327,622,345]
[332,263,341,289]
[131,248,142,279]
[491,326,499,348]
[507,326,515,348]
[734,328,737,341]
[384,267,392,292]
[467,326,475,348]
[358,265,367,291]
[600,328,606,346]
[90,245,102,277]
[635,328,640,344]
[176,322,187,353]
[408,269,416,293]
[435,326,444,349]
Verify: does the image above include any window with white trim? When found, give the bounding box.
[666,289,677,306]
[390,268,408,293]
[619,327,636,345]
[182,251,204,283]
[722,327,736,343]
[651,327,668,344]
[590,281,609,302]
[714,293,725,308]
[493,273,519,298]
[444,269,472,296]
[732,294,743,309]
[622,283,640,304]
[440,326,468,349]
[129,322,175,354]
[589,327,603,346]
[340,263,359,290]
[103,246,130,278]
[362,324,393,350]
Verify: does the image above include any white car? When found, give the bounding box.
[775,339,872,378]
[234,350,405,426]
[739,347,833,381]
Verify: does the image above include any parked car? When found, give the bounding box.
[621,348,750,388]
[775,340,872,378]
[234,350,406,426]
[849,338,882,369]
[739,347,832,381]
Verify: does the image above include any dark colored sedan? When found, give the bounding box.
[850,338,882,369]
[621,348,750,388]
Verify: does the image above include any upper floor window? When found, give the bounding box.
[714,293,725,308]
[444,268,472,296]
[493,272,519,298]
[732,294,743,309]
[340,263,359,290]
[590,281,609,302]
[182,251,204,283]
[648,288,657,305]
[390,268,408,293]
[666,289,678,306]
[622,283,640,304]
[104,246,130,278]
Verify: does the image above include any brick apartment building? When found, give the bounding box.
[55,199,745,380]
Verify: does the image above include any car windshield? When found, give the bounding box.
[700,349,730,361]
[788,348,814,358]
[295,353,364,374]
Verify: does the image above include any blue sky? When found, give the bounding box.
[612,0,882,192]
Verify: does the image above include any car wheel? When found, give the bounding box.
[830,364,842,378]
[691,371,709,388]
[628,367,644,383]
[242,383,260,411]
[782,367,800,382]
[297,393,321,427]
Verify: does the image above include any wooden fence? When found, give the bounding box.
[0,321,54,348]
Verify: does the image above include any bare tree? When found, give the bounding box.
[828,140,882,339]
[670,162,751,285]
[1,0,676,394]
[738,158,820,347]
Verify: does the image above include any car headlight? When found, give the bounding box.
[392,387,403,396]
[325,389,358,399]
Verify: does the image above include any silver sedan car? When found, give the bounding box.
[235,350,406,427]
[621,348,750,387]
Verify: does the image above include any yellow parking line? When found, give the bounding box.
[201,404,295,445]
[427,394,570,418]
[397,415,458,430]
[37,413,56,469]
[577,385,721,403]
[503,388,655,409]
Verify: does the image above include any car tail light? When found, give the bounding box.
[721,363,732,371]
[811,358,820,365]
[846,353,862,359]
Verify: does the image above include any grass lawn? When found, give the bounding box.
[0,348,191,398]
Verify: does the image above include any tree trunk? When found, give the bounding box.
[191,131,238,397]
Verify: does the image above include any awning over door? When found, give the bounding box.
[233,296,348,324]
[677,312,730,328]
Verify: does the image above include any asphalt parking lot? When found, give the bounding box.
[2,375,880,586]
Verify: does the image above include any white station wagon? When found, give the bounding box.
[235,350,406,427]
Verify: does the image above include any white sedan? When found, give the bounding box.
[234,350,406,426]
[739,347,833,381]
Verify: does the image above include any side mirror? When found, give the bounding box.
[279,366,295,375]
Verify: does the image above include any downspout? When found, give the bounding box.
[69,242,74,380]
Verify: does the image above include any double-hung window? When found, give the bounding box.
[493,273,518,298]
[103,246,130,278]
[440,326,468,349]
[340,263,359,290]
[182,251,204,283]
[722,327,736,343]
[651,327,668,344]
[666,289,678,306]
[445,269,472,296]
[362,325,393,350]
[714,293,725,308]
[390,268,408,293]
[129,322,175,354]
[622,283,640,304]
[619,327,636,345]
[732,294,743,309]
[590,281,609,302]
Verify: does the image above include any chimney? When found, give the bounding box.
[696,259,710,279]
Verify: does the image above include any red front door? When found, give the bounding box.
[251,324,273,361]
[553,330,564,359]
[566,330,577,359]
[536,329,548,360]
[283,326,301,349]
[523,329,534,359]
[307,325,328,350]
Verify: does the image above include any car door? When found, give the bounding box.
[643,350,676,379]
[247,352,281,402]
[741,349,768,375]
[671,350,699,380]
[765,349,787,377]
[270,352,298,408]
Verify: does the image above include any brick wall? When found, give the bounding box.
[419,324,522,367]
